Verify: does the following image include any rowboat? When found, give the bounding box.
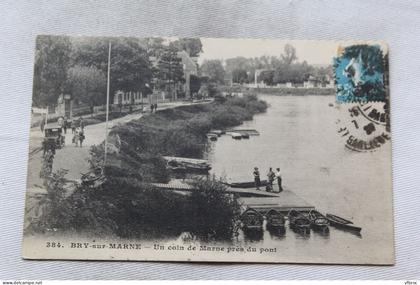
[163,156,211,173]
[209,130,224,136]
[206,134,218,141]
[231,132,242,139]
[240,208,264,232]
[266,209,285,230]
[308,210,329,233]
[326,213,361,233]
[227,180,268,188]
[288,209,311,235]
[241,133,250,139]
[326,213,353,224]
[226,129,260,136]
[81,168,106,188]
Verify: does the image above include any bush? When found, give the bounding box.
[28,95,266,240]
[188,178,241,240]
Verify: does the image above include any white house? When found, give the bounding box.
[113,91,144,105]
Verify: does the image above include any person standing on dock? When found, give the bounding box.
[275,168,283,192]
[253,167,261,190]
[79,117,85,131]
[71,120,76,134]
[266,167,275,192]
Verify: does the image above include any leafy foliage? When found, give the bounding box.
[33,35,72,107]
[169,38,203,57]
[200,59,226,84]
[66,65,106,106]
[156,46,185,99]
[188,178,241,240]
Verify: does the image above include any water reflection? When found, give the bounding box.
[243,230,264,242]
[267,227,286,240]
[198,95,387,261]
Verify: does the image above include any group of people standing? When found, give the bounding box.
[253,167,283,192]
[57,116,86,147]
[71,117,85,147]
[150,103,158,113]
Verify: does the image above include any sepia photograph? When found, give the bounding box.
[22,36,393,264]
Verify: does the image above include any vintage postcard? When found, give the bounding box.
[22,36,393,264]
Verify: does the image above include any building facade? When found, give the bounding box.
[177,50,198,99]
[113,91,144,105]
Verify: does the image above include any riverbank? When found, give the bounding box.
[27,95,267,240]
[252,87,334,96]
[92,94,268,183]
[221,85,334,96]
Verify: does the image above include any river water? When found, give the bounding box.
[205,94,394,264]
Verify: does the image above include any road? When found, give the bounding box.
[26,101,209,195]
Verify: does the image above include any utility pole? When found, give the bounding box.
[103,42,111,173]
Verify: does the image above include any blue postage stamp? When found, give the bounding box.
[334,44,387,103]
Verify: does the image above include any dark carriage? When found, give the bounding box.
[326,213,362,233]
[288,209,311,235]
[265,209,285,230]
[43,124,65,150]
[240,208,264,232]
[308,210,329,234]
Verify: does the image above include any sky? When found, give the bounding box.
[197,38,338,66]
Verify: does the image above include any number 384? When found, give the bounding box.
[46,241,63,248]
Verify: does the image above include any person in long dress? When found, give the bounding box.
[275,168,283,192]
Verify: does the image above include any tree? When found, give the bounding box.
[110,38,153,94]
[259,70,275,85]
[281,44,298,65]
[71,37,153,95]
[156,46,185,100]
[200,60,225,84]
[232,69,248,84]
[33,35,72,107]
[170,38,203,57]
[66,65,106,106]
[189,74,201,94]
[225,57,251,74]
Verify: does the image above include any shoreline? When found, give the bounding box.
[222,86,335,96]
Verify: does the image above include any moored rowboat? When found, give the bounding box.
[209,130,224,136]
[227,180,268,188]
[326,213,353,224]
[308,210,329,233]
[231,132,242,139]
[163,156,211,173]
[326,213,361,233]
[266,209,285,230]
[241,208,264,232]
[288,209,311,235]
[206,134,218,141]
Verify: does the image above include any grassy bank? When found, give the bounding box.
[28,95,267,240]
[220,85,334,96]
[254,87,334,96]
[99,94,268,183]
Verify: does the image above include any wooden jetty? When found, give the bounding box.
[151,179,279,198]
[239,190,314,214]
[151,180,314,213]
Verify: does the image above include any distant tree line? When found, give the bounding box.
[199,44,333,86]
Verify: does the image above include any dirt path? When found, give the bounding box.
[26,100,211,193]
